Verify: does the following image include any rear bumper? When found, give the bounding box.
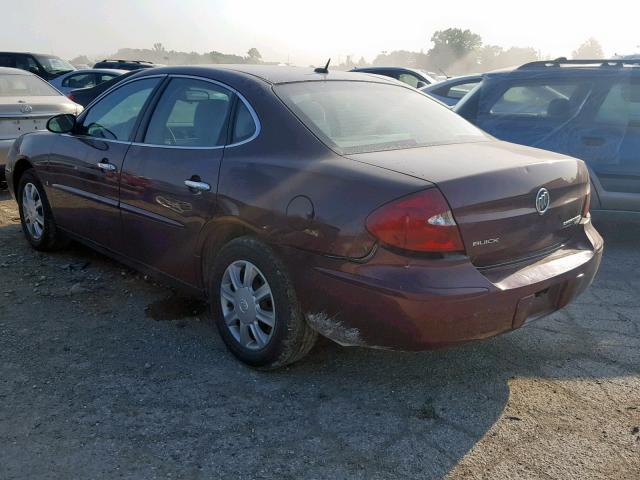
[282,221,603,350]
[0,139,13,177]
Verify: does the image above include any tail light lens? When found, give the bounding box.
[67,93,76,102]
[582,183,591,218]
[366,188,465,253]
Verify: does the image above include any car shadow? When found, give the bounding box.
[0,202,638,478]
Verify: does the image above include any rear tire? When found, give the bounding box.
[210,236,317,369]
[17,170,68,251]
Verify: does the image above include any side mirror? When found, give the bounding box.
[46,113,76,134]
[416,81,428,89]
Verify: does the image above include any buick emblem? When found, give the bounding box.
[535,188,551,215]
[20,104,33,114]
[239,298,249,313]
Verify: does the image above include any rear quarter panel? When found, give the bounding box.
[200,77,430,261]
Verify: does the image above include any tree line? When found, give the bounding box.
[71,30,605,75]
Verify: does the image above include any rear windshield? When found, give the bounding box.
[0,73,61,97]
[275,81,487,154]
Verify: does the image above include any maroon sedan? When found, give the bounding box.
[5,66,603,369]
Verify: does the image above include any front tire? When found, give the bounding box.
[210,236,317,369]
[17,170,68,251]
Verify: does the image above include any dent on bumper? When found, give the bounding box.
[284,222,603,350]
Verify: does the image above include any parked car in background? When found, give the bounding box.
[93,59,160,70]
[421,74,483,106]
[456,58,640,213]
[351,66,437,88]
[5,65,601,368]
[67,70,140,107]
[0,67,81,181]
[49,69,127,95]
[0,52,75,80]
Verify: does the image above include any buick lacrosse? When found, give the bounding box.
[5,65,603,368]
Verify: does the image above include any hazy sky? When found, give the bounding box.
[1,0,638,64]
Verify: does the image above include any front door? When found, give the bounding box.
[47,77,162,251]
[119,76,234,286]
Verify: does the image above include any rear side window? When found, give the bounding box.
[595,80,640,125]
[488,82,590,117]
[80,77,160,141]
[62,73,95,89]
[435,81,481,100]
[397,73,421,88]
[231,101,257,144]
[0,73,60,96]
[275,81,487,155]
[0,55,14,67]
[144,78,232,147]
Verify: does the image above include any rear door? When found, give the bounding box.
[565,73,640,210]
[119,76,237,285]
[47,76,163,251]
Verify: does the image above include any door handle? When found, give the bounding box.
[184,179,211,192]
[97,159,117,171]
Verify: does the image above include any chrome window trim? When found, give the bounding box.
[60,73,261,150]
[80,74,168,112]
[135,74,261,150]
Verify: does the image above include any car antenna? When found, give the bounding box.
[314,58,331,74]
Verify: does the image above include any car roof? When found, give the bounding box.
[129,65,402,86]
[0,66,35,75]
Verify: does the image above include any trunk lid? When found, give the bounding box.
[347,141,589,267]
[0,95,77,140]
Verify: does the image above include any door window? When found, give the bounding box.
[0,55,15,67]
[15,55,39,74]
[62,73,96,89]
[591,79,640,180]
[144,78,232,147]
[594,81,640,126]
[79,77,160,141]
[488,82,588,117]
[231,101,257,144]
[397,73,421,88]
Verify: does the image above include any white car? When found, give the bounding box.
[48,68,127,95]
[0,67,82,181]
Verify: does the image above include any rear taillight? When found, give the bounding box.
[582,184,591,218]
[67,93,76,102]
[366,188,465,253]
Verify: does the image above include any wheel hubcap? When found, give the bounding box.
[22,182,45,240]
[220,260,275,350]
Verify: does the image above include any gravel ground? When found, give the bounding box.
[0,188,639,480]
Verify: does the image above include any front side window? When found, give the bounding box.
[275,81,487,154]
[0,73,60,97]
[144,78,232,147]
[488,81,590,117]
[15,55,39,73]
[79,77,160,141]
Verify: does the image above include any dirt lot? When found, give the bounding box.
[0,188,639,480]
